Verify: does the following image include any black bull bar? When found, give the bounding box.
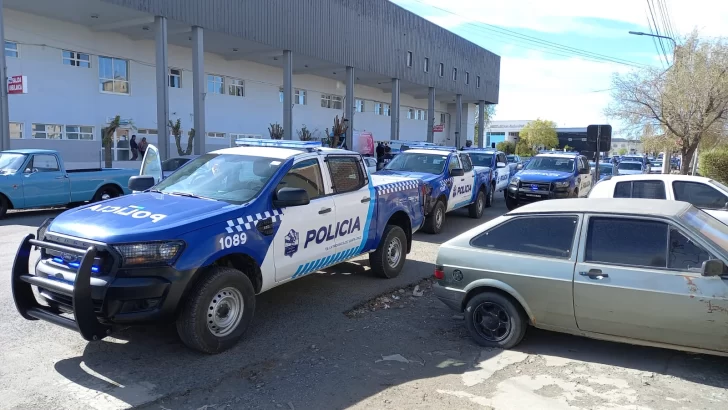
[11,233,111,341]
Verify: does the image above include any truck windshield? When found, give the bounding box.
[384,153,447,174]
[0,153,28,174]
[618,162,643,171]
[468,153,493,167]
[598,164,614,175]
[524,157,575,172]
[153,153,283,205]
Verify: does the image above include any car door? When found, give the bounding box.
[447,154,472,210]
[140,144,163,183]
[494,153,510,191]
[21,154,70,207]
[672,180,728,223]
[274,156,336,282]
[576,157,592,197]
[573,214,728,352]
[458,152,477,201]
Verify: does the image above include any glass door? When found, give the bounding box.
[114,128,131,161]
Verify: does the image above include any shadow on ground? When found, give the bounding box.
[0,208,61,228]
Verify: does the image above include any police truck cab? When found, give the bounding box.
[12,139,427,354]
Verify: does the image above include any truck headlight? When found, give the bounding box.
[553,181,570,188]
[114,241,184,266]
[509,177,520,186]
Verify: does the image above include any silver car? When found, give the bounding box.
[434,198,728,356]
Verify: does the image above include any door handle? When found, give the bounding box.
[55,176,67,179]
[360,197,371,203]
[579,269,608,279]
[318,207,332,214]
[460,178,465,181]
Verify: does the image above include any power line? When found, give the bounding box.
[647,0,670,63]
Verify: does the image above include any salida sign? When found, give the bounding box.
[432,124,444,132]
[7,76,28,94]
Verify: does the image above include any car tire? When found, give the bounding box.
[505,195,519,211]
[369,224,408,279]
[176,266,256,354]
[92,185,122,202]
[468,189,486,218]
[464,292,527,349]
[0,195,8,219]
[422,200,446,234]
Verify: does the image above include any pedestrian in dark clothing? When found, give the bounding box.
[138,137,148,158]
[130,135,139,160]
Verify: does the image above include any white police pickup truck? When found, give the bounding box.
[12,140,427,353]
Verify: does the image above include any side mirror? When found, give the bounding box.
[579,168,590,175]
[450,168,465,177]
[128,175,156,191]
[496,162,507,168]
[516,164,524,170]
[701,259,725,277]
[273,187,310,208]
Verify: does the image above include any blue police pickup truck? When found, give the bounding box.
[506,151,593,211]
[0,149,136,218]
[376,146,492,234]
[463,148,514,200]
[11,140,427,353]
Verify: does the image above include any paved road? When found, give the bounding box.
[1,198,727,410]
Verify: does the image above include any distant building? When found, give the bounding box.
[610,138,643,155]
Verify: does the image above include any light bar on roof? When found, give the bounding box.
[234,138,322,149]
[408,145,457,151]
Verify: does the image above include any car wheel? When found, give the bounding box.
[465,292,527,349]
[369,224,407,279]
[468,189,486,218]
[0,195,8,219]
[176,266,256,354]
[92,185,122,202]
[505,195,519,211]
[422,200,446,234]
[484,183,495,208]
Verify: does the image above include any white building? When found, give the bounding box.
[1,0,500,169]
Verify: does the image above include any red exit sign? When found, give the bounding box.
[8,75,28,94]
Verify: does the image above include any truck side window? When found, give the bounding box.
[459,154,473,172]
[277,158,325,200]
[328,156,365,194]
[448,155,462,172]
[28,155,60,172]
[673,181,728,209]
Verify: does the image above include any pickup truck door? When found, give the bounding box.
[494,152,510,192]
[573,214,728,352]
[447,154,472,210]
[21,154,70,207]
[325,155,373,254]
[140,144,163,183]
[671,180,728,225]
[576,157,592,197]
[274,156,336,282]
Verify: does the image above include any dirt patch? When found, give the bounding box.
[344,277,435,318]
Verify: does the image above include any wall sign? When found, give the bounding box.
[433,124,444,132]
[8,76,27,94]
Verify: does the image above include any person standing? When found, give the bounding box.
[138,137,148,159]
[376,142,385,169]
[130,135,139,160]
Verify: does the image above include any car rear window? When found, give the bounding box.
[613,181,666,199]
[470,215,579,259]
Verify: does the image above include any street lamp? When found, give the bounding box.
[628,31,677,48]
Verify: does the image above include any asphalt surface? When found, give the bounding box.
[1,197,727,410]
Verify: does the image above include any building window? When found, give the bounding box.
[321,94,343,109]
[207,74,224,94]
[416,109,427,121]
[438,63,444,77]
[137,128,158,136]
[32,124,63,139]
[406,51,413,67]
[228,78,244,97]
[98,56,129,94]
[424,58,430,73]
[374,103,382,115]
[383,103,391,116]
[295,89,307,105]
[65,125,94,140]
[5,41,18,58]
[10,122,23,139]
[465,72,470,85]
[169,68,182,88]
[207,132,226,138]
[440,113,446,124]
[476,76,481,88]
[407,108,415,119]
[452,68,458,81]
[355,99,365,113]
[62,50,90,67]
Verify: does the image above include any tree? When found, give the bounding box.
[606,30,728,174]
[473,104,497,146]
[101,116,121,168]
[515,139,535,156]
[520,118,558,151]
[268,123,284,140]
[617,147,628,155]
[331,115,348,148]
[169,118,195,156]
[496,141,515,154]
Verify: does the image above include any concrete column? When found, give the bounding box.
[390,78,400,140]
[283,50,293,140]
[345,66,354,149]
[154,16,170,160]
[192,26,205,155]
[455,94,462,148]
[0,0,10,150]
[477,100,485,148]
[427,87,435,143]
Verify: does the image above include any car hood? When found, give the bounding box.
[47,192,240,243]
[516,169,573,182]
[375,170,441,183]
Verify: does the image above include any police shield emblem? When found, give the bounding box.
[284,229,299,257]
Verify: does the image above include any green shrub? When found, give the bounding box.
[699,148,728,184]
[496,141,516,154]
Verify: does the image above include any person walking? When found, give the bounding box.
[138,137,148,159]
[130,135,139,160]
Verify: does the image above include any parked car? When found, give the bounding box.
[376,146,493,234]
[621,154,651,173]
[363,156,377,174]
[434,198,728,355]
[506,151,593,211]
[589,174,728,225]
[12,139,427,353]
[0,149,136,218]
[465,149,513,199]
[649,160,663,174]
[162,155,198,178]
[616,160,646,175]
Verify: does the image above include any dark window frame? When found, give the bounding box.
[459,154,473,172]
[326,155,367,194]
[613,180,667,199]
[448,154,462,172]
[279,157,326,200]
[672,180,728,210]
[584,216,670,269]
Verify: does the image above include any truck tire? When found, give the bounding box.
[422,200,445,234]
[468,188,486,218]
[505,195,519,211]
[176,266,256,354]
[485,182,495,208]
[0,195,8,219]
[465,292,527,349]
[92,185,122,202]
[369,225,408,279]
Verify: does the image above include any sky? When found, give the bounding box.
[390,0,728,131]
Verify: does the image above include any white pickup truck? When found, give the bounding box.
[589,174,728,224]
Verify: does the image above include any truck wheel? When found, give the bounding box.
[369,225,408,279]
[92,185,121,202]
[0,195,8,219]
[176,266,256,354]
[422,200,445,234]
[465,292,527,349]
[485,183,495,208]
[505,195,519,211]
[468,189,486,218]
